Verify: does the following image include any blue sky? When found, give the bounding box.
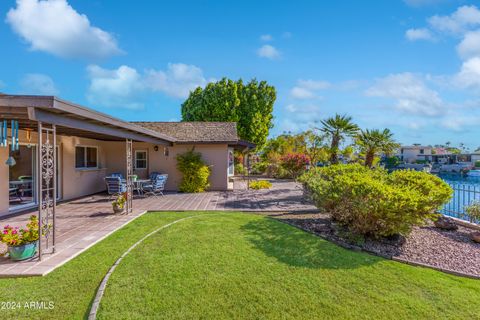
[1,0,480,150]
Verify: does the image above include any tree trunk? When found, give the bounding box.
[365,150,375,168]
[330,136,340,164]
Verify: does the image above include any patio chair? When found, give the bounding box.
[143,174,168,197]
[104,176,127,199]
[109,172,125,180]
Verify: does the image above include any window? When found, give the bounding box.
[75,146,98,169]
[420,149,424,154]
[135,150,148,169]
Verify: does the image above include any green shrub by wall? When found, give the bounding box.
[176,149,211,193]
[299,164,453,238]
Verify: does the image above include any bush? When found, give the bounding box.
[250,162,268,175]
[299,164,452,238]
[280,153,310,178]
[249,180,272,190]
[176,149,211,193]
[235,163,247,175]
[475,160,480,168]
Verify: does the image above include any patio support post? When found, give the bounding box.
[37,122,57,260]
[126,139,133,214]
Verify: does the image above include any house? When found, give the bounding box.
[397,145,433,163]
[0,94,254,217]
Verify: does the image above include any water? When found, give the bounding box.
[437,173,480,221]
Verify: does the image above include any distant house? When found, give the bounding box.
[396,145,432,163]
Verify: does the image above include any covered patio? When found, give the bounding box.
[0,180,317,277]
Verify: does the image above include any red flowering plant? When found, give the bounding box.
[1,215,39,247]
[280,153,310,179]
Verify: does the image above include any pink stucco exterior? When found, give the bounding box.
[0,129,231,217]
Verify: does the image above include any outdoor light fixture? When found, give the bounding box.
[25,128,33,148]
[5,156,16,167]
[153,145,159,152]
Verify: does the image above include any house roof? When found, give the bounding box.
[132,122,239,144]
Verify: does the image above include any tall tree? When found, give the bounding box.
[319,114,359,164]
[181,78,276,148]
[356,128,399,168]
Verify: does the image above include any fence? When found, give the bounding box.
[440,183,480,222]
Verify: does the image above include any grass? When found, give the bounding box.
[1,211,480,319]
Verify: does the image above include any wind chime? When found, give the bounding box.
[0,120,20,166]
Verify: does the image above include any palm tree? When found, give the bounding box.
[356,128,400,168]
[319,114,359,164]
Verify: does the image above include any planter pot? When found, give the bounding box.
[112,204,125,214]
[471,232,480,243]
[8,241,38,261]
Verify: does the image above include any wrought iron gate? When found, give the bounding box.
[37,122,56,259]
[126,139,133,214]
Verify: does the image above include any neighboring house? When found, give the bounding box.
[0,95,253,217]
[397,145,432,163]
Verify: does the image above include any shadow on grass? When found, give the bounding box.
[241,217,380,270]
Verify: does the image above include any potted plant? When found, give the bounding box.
[465,201,480,243]
[1,215,40,261]
[112,194,126,214]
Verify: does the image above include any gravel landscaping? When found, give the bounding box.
[268,212,480,278]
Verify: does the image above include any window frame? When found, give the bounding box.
[75,145,99,169]
[134,150,148,170]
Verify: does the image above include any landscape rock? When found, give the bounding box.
[434,216,458,231]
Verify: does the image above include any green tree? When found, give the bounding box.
[319,114,359,164]
[181,78,276,148]
[355,128,400,168]
[301,130,327,165]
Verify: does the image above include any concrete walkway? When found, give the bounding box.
[0,180,317,277]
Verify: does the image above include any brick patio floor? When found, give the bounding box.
[0,180,317,277]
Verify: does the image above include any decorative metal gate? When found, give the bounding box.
[37,122,56,260]
[126,139,133,214]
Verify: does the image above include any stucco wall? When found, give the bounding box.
[0,129,108,217]
[104,142,229,191]
[1,128,230,217]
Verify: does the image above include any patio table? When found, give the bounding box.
[133,179,150,197]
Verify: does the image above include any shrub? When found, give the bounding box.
[235,163,247,175]
[465,201,480,223]
[280,153,310,178]
[176,149,211,193]
[475,160,480,168]
[299,164,452,238]
[250,162,268,175]
[249,180,272,190]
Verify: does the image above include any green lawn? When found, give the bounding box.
[0,212,479,319]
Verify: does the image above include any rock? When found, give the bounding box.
[434,216,458,231]
[471,232,480,243]
[380,234,406,246]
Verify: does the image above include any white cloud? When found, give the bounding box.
[20,73,59,95]
[290,79,330,99]
[405,28,435,41]
[145,63,208,99]
[428,5,480,34]
[366,73,446,116]
[440,115,480,131]
[454,57,480,91]
[260,34,273,41]
[6,0,121,59]
[86,65,143,110]
[257,45,281,59]
[86,63,209,109]
[457,30,480,59]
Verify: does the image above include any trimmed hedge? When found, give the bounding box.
[299,164,452,238]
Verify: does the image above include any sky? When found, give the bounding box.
[1,0,480,150]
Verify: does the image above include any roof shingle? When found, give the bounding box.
[132,122,238,143]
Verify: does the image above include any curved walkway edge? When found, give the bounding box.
[88,213,220,320]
